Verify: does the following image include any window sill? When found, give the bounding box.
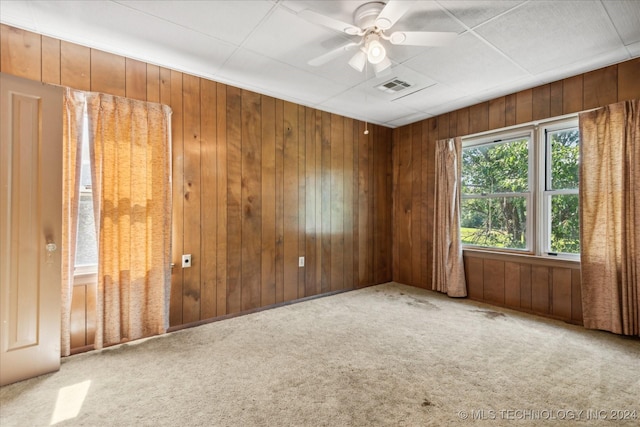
[463,248,580,268]
[73,272,97,286]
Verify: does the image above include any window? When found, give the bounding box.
[461,118,579,258]
[75,113,98,277]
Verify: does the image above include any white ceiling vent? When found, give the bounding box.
[376,78,414,94]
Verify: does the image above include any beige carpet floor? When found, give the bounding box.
[1,282,639,426]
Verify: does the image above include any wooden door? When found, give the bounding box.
[0,73,63,385]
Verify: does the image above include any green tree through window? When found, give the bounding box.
[461,121,580,257]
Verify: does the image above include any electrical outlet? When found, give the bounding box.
[182,254,192,268]
[298,256,305,267]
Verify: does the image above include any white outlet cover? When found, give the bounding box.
[298,256,304,267]
[182,254,192,268]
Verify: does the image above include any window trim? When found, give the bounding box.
[461,115,579,260]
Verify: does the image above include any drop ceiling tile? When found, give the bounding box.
[217,49,348,106]
[391,82,467,112]
[627,41,640,57]
[533,46,631,85]
[437,1,526,29]
[404,32,528,93]
[115,0,275,46]
[243,7,367,87]
[602,0,640,46]
[319,86,422,125]
[476,1,624,74]
[27,1,237,76]
[385,112,434,128]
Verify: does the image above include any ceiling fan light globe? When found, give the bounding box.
[373,57,392,74]
[367,39,386,64]
[348,50,367,72]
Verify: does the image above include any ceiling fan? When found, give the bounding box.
[300,1,457,74]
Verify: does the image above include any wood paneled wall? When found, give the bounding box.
[0,24,393,333]
[392,57,640,324]
[464,253,582,324]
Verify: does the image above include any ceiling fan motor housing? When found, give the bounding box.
[354,2,386,30]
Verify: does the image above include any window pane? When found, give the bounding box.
[549,128,579,190]
[462,138,529,195]
[550,194,580,254]
[461,197,528,249]
[75,193,98,267]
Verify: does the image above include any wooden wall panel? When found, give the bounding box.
[489,97,505,130]
[215,83,228,317]
[583,66,617,110]
[343,118,355,289]
[519,264,532,310]
[549,81,563,117]
[410,123,422,286]
[571,269,582,323]
[90,50,125,96]
[617,58,640,102]
[41,36,60,85]
[241,90,262,310]
[359,122,373,287]
[515,89,533,124]
[125,58,147,101]
[469,102,489,134]
[505,94,516,127]
[463,254,581,324]
[182,74,202,324]
[169,70,184,326]
[552,268,572,320]
[562,75,583,114]
[374,126,393,284]
[0,25,41,81]
[466,257,483,299]
[262,96,277,306]
[146,64,160,103]
[200,79,217,319]
[504,262,520,307]
[283,102,300,299]
[531,266,550,314]
[456,108,469,136]
[532,85,550,121]
[420,121,430,288]
[60,41,90,91]
[297,108,307,298]
[330,114,344,292]
[226,86,243,315]
[483,259,504,305]
[395,125,412,285]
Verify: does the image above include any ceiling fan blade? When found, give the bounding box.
[375,0,416,30]
[298,9,362,35]
[308,42,361,67]
[389,31,457,46]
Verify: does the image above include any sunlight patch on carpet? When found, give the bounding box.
[50,380,91,425]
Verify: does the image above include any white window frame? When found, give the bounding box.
[537,118,580,260]
[462,116,579,260]
[461,127,534,253]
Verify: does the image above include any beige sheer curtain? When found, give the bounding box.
[61,89,85,356]
[579,99,639,336]
[86,93,172,348]
[432,137,467,297]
